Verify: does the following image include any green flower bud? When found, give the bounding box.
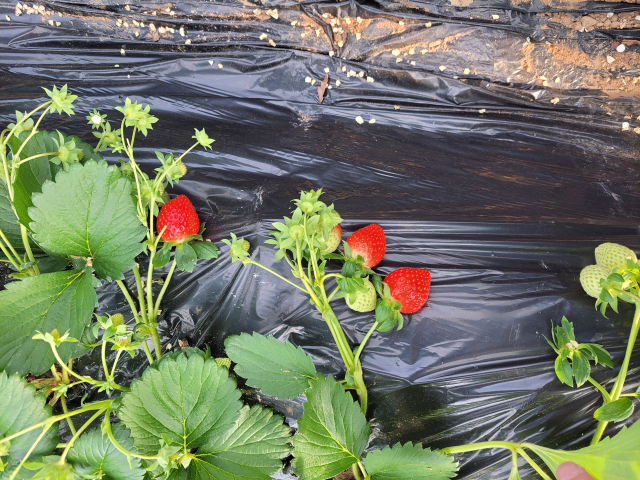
[301,201,314,214]
[289,225,304,240]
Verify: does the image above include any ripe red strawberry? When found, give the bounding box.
[384,268,431,313]
[156,195,200,243]
[346,224,386,268]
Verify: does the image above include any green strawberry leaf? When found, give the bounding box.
[67,423,144,480]
[572,351,591,387]
[0,270,96,375]
[175,243,197,273]
[594,398,634,422]
[7,131,104,228]
[292,375,370,480]
[153,244,171,268]
[585,344,613,368]
[0,180,27,261]
[157,346,211,364]
[527,420,640,480]
[187,405,290,479]
[191,241,219,260]
[118,353,242,456]
[225,333,317,399]
[0,181,68,273]
[0,372,59,480]
[29,160,146,281]
[561,316,575,342]
[362,443,458,480]
[7,132,57,228]
[555,356,573,387]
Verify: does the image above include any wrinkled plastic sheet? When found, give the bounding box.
[2,0,640,478]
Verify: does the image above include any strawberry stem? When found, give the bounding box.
[10,105,53,177]
[354,322,378,365]
[20,224,40,275]
[146,248,156,321]
[591,300,640,445]
[133,265,148,324]
[102,410,160,461]
[116,280,141,324]
[0,229,21,271]
[153,259,177,316]
[58,408,106,464]
[517,448,553,480]
[7,425,53,480]
[243,259,307,293]
[587,376,611,403]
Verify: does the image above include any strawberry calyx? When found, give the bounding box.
[371,275,404,332]
[341,241,374,277]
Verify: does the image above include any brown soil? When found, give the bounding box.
[317,11,375,53]
[538,0,640,6]
[520,42,536,74]
[521,40,640,98]
[545,10,640,32]
[583,74,640,99]
[333,469,356,480]
[547,43,640,72]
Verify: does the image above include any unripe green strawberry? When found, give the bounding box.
[119,160,134,177]
[110,313,125,326]
[595,243,637,269]
[177,161,187,176]
[317,225,342,254]
[241,240,250,252]
[580,265,609,298]
[346,280,376,312]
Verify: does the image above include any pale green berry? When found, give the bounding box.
[301,201,314,213]
[346,280,377,312]
[110,313,125,327]
[580,265,609,298]
[595,243,637,269]
[317,225,342,254]
[241,240,250,252]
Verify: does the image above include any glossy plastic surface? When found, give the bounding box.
[1,1,639,478]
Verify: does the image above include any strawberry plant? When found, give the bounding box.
[223,197,640,479]
[0,86,292,480]
[223,190,432,415]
